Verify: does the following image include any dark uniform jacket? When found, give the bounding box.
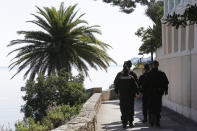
[146,68,169,115]
[147,68,169,96]
[114,71,139,98]
[139,71,150,95]
[129,71,138,84]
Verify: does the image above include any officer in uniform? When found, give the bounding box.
[147,60,169,127]
[138,64,150,123]
[114,60,139,128]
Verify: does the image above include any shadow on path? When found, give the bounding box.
[97,99,197,131]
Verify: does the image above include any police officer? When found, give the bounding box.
[114,60,139,128]
[138,64,150,123]
[147,60,169,127]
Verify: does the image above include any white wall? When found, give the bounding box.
[157,0,197,122]
[157,53,197,122]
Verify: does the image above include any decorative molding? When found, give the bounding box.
[157,49,197,60]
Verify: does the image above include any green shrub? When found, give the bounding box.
[109,84,115,89]
[21,71,88,121]
[15,104,82,130]
[15,118,48,131]
[46,104,81,128]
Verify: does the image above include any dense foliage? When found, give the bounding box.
[8,2,115,80]
[109,84,115,89]
[135,0,163,61]
[102,0,149,13]
[163,4,197,28]
[101,0,164,61]
[21,70,88,122]
[15,104,81,131]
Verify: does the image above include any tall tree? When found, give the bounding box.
[8,3,116,80]
[101,0,163,61]
[135,0,163,61]
[102,0,149,13]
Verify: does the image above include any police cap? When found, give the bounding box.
[123,60,132,68]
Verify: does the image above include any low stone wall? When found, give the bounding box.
[102,89,118,101]
[52,93,102,131]
[86,87,102,96]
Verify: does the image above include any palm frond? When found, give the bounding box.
[8,3,116,80]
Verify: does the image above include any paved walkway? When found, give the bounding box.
[96,99,197,131]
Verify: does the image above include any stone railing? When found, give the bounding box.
[52,93,102,131]
[102,89,117,101]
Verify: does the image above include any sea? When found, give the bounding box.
[0,65,122,130]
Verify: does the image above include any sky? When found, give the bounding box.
[0,0,153,88]
[0,0,152,68]
[0,0,153,128]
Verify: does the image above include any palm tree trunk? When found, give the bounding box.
[151,51,153,62]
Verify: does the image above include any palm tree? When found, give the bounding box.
[8,3,116,80]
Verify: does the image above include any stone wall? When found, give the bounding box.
[102,89,117,101]
[52,93,102,131]
[86,87,102,96]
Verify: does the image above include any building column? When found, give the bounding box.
[166,25,169,54]
[178,27,181,52]
[186,25,189,52]
[194,24,197,51]
[162,24,166,55]
[172,26,175,54]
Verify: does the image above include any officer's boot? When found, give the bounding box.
[143,115,147,123]
[123,124,127,129]
[129,119,134,128]
[148,112,151,124]
[122,121,127,129]
[129,122,134,128]
[149,114,155,126]
[152,114,158,127]
[122,117,127,129]
[155,114,160,127]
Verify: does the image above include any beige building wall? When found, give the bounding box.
[168,26,172,53]
[157,0,197,122]
[181,27,186,51]
[158,54,197,122]
[189,25,195,50]
[174,27,178,52]
[163,24,167,55]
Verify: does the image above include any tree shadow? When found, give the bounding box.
[100,120,170,131]
[100,99,197,131]
[101,121,126,131]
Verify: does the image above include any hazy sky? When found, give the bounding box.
[0,0,155,95]
[0,0,154,90]
[0,0,152,68]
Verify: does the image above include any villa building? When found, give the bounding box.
[156,0,197,122]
